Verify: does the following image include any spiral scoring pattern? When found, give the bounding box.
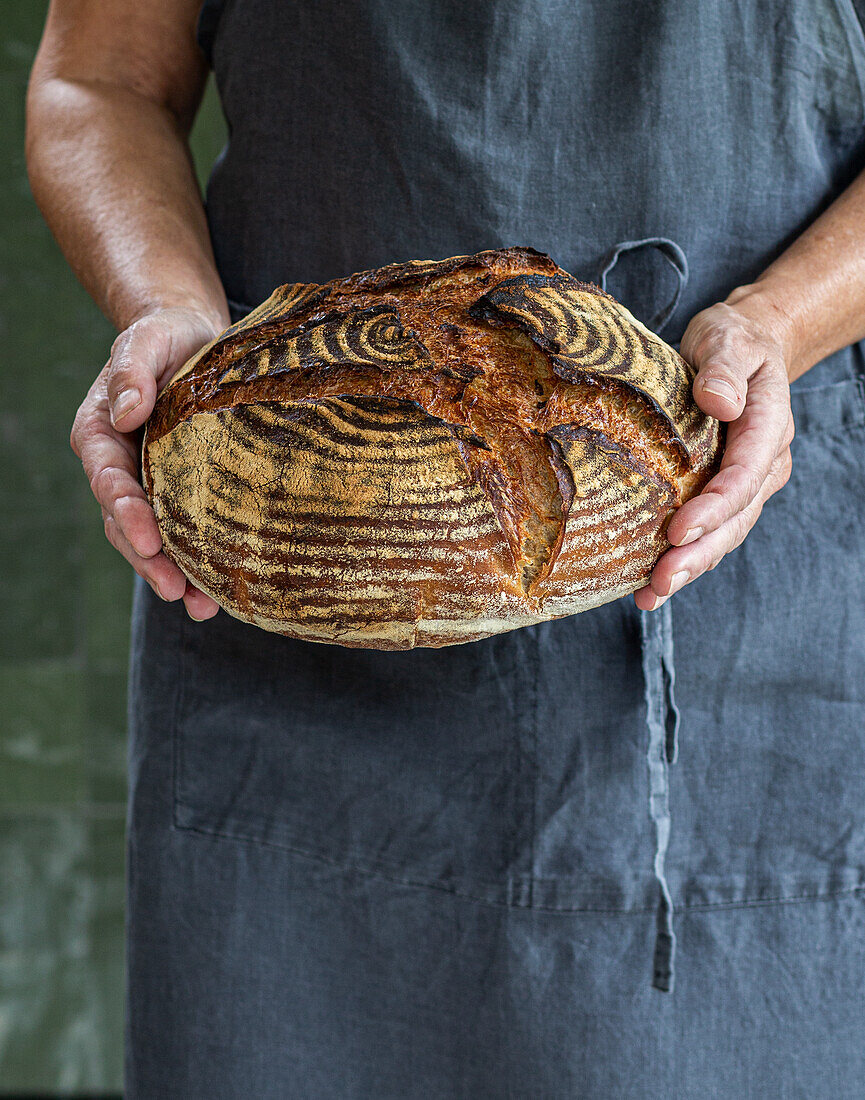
[208,307,432,393]
[146,307,434,445]
[143,247,722,649]
[169,281,328,389]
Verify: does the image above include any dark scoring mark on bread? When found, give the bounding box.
[546,424,676,494]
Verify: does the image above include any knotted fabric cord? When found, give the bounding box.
[599,237,687,992]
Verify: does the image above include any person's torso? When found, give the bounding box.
[138,0,865,957]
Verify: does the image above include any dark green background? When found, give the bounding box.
[1,3,226,1090]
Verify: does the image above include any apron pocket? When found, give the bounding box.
[668,371,865,908]
[171,613,538,904]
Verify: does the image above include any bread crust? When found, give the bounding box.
[142,247,723,648]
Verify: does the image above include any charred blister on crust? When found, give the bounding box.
[343,246,559,296]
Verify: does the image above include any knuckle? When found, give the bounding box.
[708,548,729,571]
[107,354,137,391]
[91,465,127,506]
[731,497,763,548]
[687,318,734,361]
[736,461,765,502]
[108,322,153,385]
[113,490,145,522]
[69,402,94,457]
[709,325,750,362]
[731,509,753,543]
[767,448,792,490]
[698,550,722,578]
[108,333,126,361]
[689,327,719,362]
[721,329,750,357]
[718,463,762,513]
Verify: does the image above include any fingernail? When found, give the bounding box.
[679,526,704,546]
[667,569,691,596]
[111,387,142,425]
[647,593,669,611]
[187,612,209,622]
[701,378,738,403]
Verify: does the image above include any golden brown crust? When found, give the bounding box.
[142,246,723,648]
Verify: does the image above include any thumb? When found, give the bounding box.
[680,324,751,422]
[692,357,748,421]
[107,309,219,431]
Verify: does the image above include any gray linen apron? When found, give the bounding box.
[125,2,865,1095]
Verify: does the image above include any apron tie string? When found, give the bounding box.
[598,236,689,334]
[640,585,681,993]
[600,235,687,991]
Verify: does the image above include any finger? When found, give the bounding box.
[102,513,188,602]
[182,581,220,622]
[90,462,162,559]
[666,361,791,545]
[635,446,792,609]
[112,486,164,560]
[680,311,766,421]
[105,325,160,431]
[106,312,217,432]
[682,327,755,422]
[80,427,163,559]
[104,507,217,614]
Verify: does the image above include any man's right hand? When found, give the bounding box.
[70,307,224,621]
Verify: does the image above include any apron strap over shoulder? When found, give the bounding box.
[598,237,689,335]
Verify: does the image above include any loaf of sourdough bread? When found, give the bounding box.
[142,247,723,649]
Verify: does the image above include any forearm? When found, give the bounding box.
[26,76,229,333]
[723,167,865,382]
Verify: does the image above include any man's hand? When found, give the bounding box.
[70,308,223,621]
[634,296,795,611]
